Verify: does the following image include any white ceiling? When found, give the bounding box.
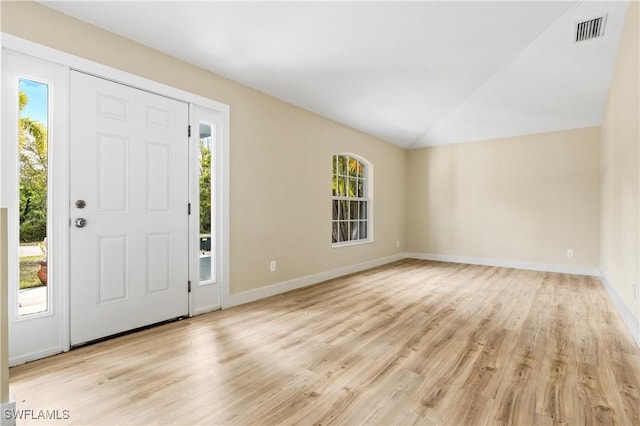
[41,1,629,148]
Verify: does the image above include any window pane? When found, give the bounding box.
[339,199,349,220]
[339,155,347,175]
[349,201,358,220]
[332,222,339,243]
[18,79,49,316]
[350,221,359,240]
[348,178,357,197]
[348,157,358,177]
[332,155,338,175]
[339,221,349,242]
[359,201,368,219]
[356,160,364,178]
[199,122,214,283]
[332,200,339,220]
[359,221,368,239]
[357,178,364,198]
[332,175,337,196]
[337,175,346,196]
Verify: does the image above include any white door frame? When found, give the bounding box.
[1,34,230,364]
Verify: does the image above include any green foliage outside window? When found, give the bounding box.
[332,154,368,244]
[200,139,212,234]
[19,90,48,243]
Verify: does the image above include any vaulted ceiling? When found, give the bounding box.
[41,1,629,148]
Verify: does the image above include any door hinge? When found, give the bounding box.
[188,203,191,215]
[188,125,191,138]
[188,281,192,293]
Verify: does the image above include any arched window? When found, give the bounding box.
[332,154,371,245]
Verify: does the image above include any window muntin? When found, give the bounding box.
[332,154,369,245]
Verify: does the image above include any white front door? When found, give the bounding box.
[70,71,189,346]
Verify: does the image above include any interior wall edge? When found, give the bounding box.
[599,0,640,324]
[600,271,640,347]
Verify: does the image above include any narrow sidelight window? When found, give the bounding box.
[199,122,215,283]
[18,79,49,316]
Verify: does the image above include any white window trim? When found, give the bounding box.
[331,152,373,248]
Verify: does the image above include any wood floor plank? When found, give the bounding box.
[8,260,640,425]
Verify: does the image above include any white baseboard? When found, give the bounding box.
[9,346,62,367]
[406,252,602,277]
[600,273,640,348]
[223,253,405,308]
[223,252,602,309]
[1,395,16,426]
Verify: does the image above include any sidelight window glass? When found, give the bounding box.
[18,79,49,316]
[199,122,215,283]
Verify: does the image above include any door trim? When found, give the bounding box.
[2,34,230,360]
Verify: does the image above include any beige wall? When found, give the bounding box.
[601,0,640,322]
[406,127,601,269]
[1,1,406,295]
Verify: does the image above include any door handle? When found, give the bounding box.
[74,218,87,228]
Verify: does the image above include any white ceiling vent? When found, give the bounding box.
[575,15,607,42]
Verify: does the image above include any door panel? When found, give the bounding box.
[70,71,189,346]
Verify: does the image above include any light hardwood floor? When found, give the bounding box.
[9,260,640,425]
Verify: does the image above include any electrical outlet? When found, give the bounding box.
[566,249,574,258]
[270,260,276,272]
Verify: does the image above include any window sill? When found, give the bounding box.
[331,239,373,249]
